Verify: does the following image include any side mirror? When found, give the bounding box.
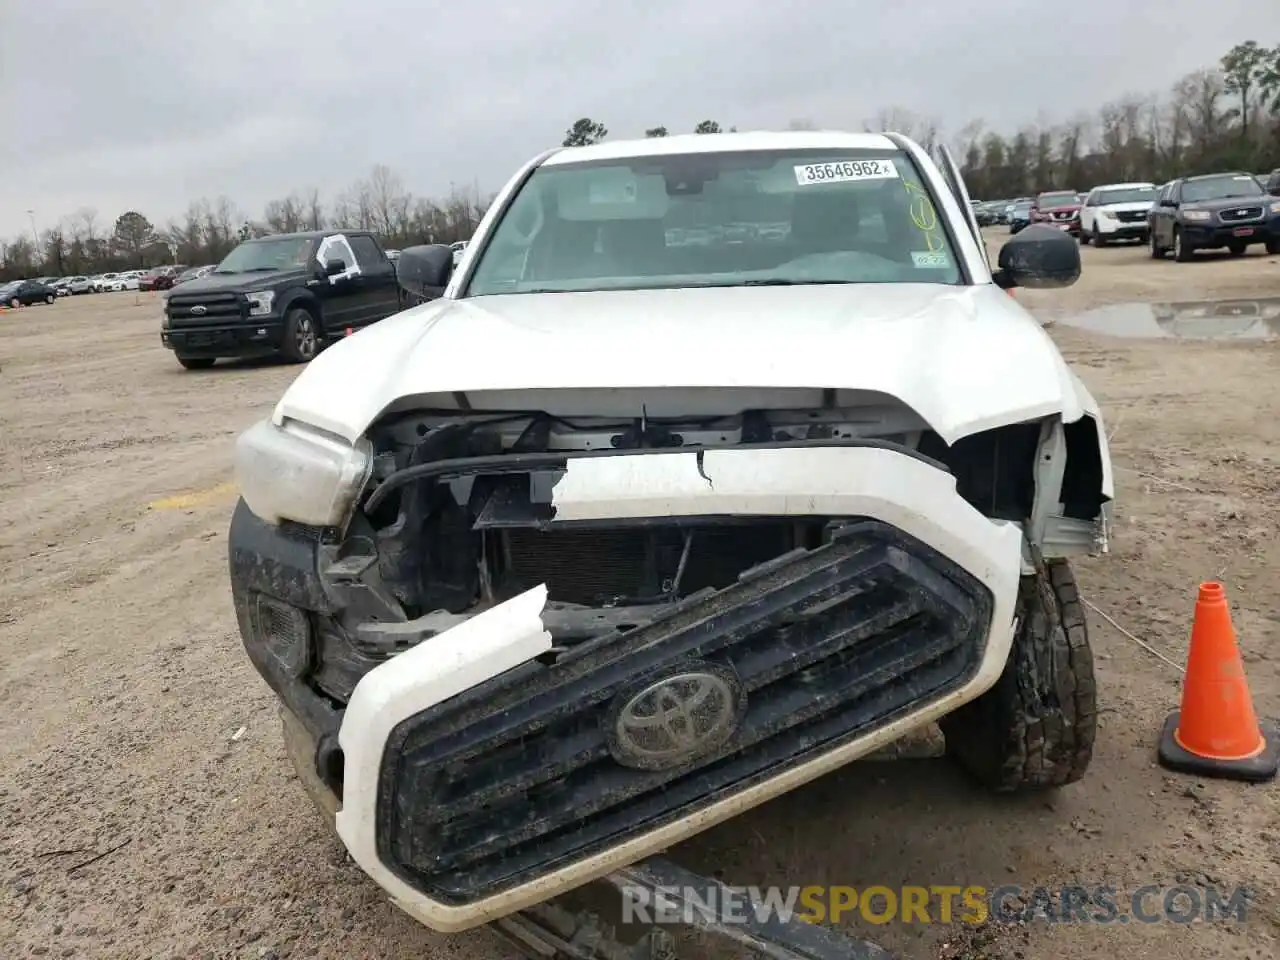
[993,224,1081,290]
[396,244,454,301]
[324,258,347,277]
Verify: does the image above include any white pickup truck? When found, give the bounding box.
[229,130,1112,959]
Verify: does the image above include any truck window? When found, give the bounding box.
[349,235,386,270]
[317,235,358,275]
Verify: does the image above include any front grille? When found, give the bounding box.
[1219,206,1264,223]
[375,519,993,903]
[167,291,242,324]
[1114,210,1147,223]
[1052,210,1076,221]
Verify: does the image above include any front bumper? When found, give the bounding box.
[1181,217,1280,248]
[231,444,1024,933]
[1094,217,1149,238]
[162,320,284,358]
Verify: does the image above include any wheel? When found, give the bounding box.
[1079,228,1090,245]
[45,294,54,304]
[939,558,1096,792]
[176,356,215,370]
[280,307,320,363]
[1092,227,1107,248]
[1268,237,1280,255]
[8,298,18,308]
[1227,241,1247,257]
[1149,230,1166,259]
[1173,227,1194,262]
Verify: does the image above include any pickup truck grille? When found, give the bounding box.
[1219,206,1264,223]
[375,519,992,903]
[166,291,243,324]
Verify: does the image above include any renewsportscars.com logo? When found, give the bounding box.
[620,883,1257,927]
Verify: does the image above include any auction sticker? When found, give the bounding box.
[795,159,899,185]
[911,251,950,268]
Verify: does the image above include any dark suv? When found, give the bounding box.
[1148,173,1280,261]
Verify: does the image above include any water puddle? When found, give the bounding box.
[1043,297,1280,340]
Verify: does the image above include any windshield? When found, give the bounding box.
[1096,187,1156,205]
[1182,175,1264,203]
[1038,192,1078,208]
[465,147,964,295]
[216,236,314,274]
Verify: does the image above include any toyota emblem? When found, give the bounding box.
[604,662,746,771]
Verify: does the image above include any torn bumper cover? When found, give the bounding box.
[232,444,1023,933]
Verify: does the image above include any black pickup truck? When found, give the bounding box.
[161,230,402,370]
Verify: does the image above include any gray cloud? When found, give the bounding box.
[2,0,1276,236]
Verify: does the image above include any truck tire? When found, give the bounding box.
[176,356,215,370]
[939,559,1096,792]
[281,306,320,363]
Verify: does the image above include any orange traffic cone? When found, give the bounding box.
[1157,582,1277,781]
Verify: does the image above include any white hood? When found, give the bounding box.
[274,284,1092,446]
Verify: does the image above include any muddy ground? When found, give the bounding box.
[1,235,1278,960]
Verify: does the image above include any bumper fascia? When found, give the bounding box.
[1180,217,1280,248]
[162,319,285,358]
[311,445,1025,933]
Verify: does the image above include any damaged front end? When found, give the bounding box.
[229,393,1108,936]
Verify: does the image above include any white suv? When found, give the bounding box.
[1079,182,1158,246]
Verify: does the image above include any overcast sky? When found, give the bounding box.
[2,1,1276,239]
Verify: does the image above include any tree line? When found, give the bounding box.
[4,40,1278,281]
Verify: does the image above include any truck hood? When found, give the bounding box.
[1183,195,1272,214]
[170,268,309,295]
[274,283,1093,446]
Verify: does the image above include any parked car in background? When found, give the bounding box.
[1030,190,1082,237]
[1079,182,1157,246]
[171,264,215,288]
[92,272,121,292]
[66,276,93,295]
[139,265,188,291]
[1008,199,1034,233]
[161,230,402,369]
[1149,172,1280,261]
[2,279,58,307]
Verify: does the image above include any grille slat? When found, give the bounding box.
[375,520,993,902]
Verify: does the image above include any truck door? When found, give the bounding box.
[314,234,364,332]
[347,234,402,326]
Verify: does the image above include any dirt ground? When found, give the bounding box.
[2,235,1278,960]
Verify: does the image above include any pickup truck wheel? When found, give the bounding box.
[281,307,320,363]
[176,356,215,370]
[939,558,1096,793]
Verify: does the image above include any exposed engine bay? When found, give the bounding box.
[298,398,1108,705]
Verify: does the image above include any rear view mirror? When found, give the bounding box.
[396,244,454,302]
[994,224,1081,290]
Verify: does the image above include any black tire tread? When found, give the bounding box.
[940,559,1096,792]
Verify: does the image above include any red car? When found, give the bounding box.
[1029,191,1082,237]
[139,265,188,292]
